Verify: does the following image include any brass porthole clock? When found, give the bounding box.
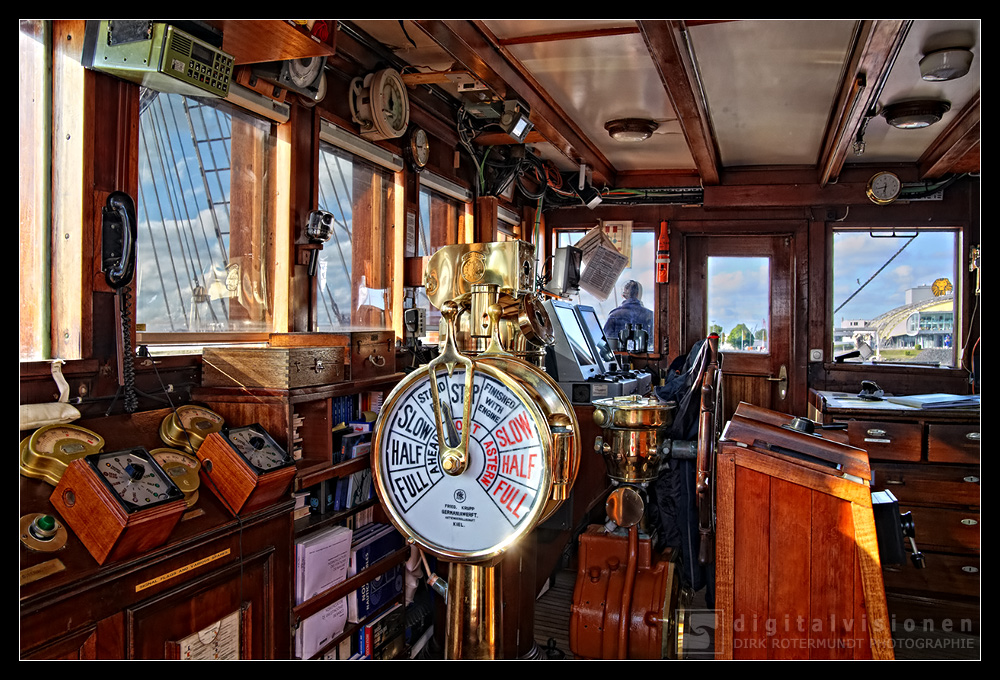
[866,171,902,205]
[372,298,579,658]
[406,126,430,172]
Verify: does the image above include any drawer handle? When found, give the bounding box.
[966,431,980,442]
[866,428,888,438]
[293,359,326,373]
[367,353,386,367]
[960,518,978,526]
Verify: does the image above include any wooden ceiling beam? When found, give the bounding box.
[637,20,721,186]
[918,92,980,179]
[412,19,616,187]
[816,20,911,187]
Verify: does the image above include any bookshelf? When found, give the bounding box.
[192,370,409,659]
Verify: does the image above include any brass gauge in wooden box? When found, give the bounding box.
[50,447,187,565]
[196,424,296,515]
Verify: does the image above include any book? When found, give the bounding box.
[886,393,980,409]
[346,467,373,509]
[333,476,349,511]
[340,431,371,462]
[295,525,353,604]
[348,524,404,577]
[308,479,337,515]
[295,596,348,660]
[356,602,405,658]
[348,563,404,623]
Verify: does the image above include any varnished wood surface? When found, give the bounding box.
[21,469,294,658]
[716,437,892,659]
[208,20,336,65]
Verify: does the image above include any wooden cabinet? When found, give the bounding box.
[809,390,980,633]
[20,461,294,659]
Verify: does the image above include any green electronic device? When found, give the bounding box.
[85,20,234,99]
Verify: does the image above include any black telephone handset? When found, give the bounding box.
[102,191,138,289]
[101,191,139,413]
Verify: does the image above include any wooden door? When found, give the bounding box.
[684,234,795,419]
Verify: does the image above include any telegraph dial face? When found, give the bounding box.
[373,365,552,562]
[224,424,293,472]
[90,448,184,512]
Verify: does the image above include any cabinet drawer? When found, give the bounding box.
[872,463,980,508]
[903,505,980,553]
[846,420,922,461]
[928,423,981,464]
[883,553,980,599]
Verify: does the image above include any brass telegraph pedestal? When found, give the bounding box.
[372,242,580,659]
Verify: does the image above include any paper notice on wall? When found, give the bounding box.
[574,226,628,300]
[179,611,241,660]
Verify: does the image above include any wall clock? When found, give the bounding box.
[407,126,430,171]
[866,171,902,205]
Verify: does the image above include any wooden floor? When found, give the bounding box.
[532,568,576,659]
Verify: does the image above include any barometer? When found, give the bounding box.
[50,447,187,565]
[196,424,296,515]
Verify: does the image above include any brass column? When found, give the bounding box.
[445,562,502,659]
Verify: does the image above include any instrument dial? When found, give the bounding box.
[20,424,105,485]
[225,424,292,472]
[92,448,183,511]
[374,365,550,561]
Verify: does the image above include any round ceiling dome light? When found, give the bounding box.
[882,100,951,129]
[920,48,973,81]
[605,118,658,142]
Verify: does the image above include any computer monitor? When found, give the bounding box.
[576,305,620,374]
[543,300,600,382]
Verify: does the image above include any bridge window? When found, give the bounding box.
[554,227,656,352]
[831,228,960,367]
[135,91,277,341]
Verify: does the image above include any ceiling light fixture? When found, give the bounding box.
[919,48,973,81]
[882,100,951,130]
[605,118,658,142]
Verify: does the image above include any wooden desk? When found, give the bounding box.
[809,390,980,634]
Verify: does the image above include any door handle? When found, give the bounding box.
[766,364,788,400]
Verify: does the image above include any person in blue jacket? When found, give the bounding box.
[603,280,653,350]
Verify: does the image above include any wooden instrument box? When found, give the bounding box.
[346,330,395,381]
[714,402,894,660]
[201,346,344,389]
